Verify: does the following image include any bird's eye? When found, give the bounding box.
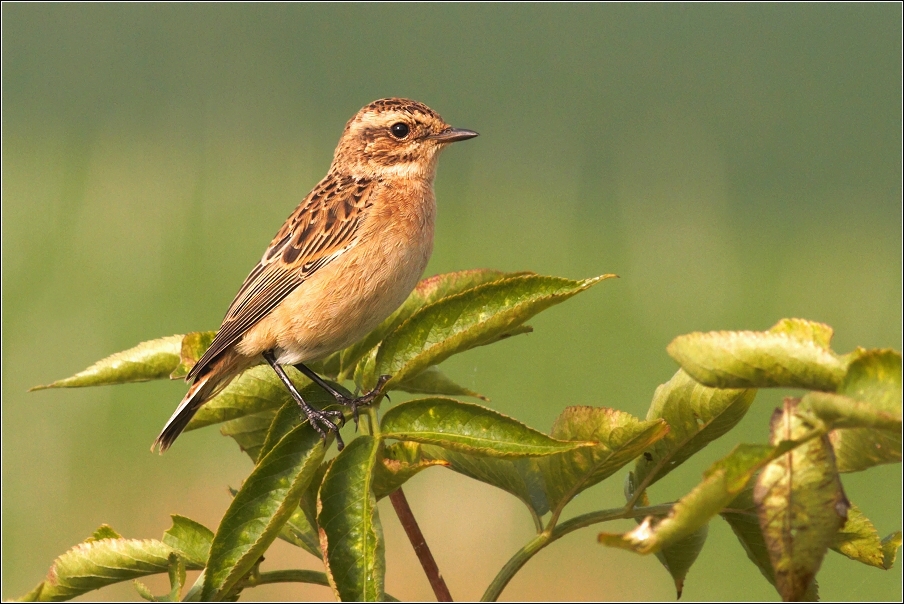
[390,122,410,139]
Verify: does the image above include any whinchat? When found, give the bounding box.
[154,98,478,452]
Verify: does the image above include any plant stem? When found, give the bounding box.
[390,487,453,602]
[245,569,331,588]
[481,503,674,602]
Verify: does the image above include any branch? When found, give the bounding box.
[390,487,453,601]
[481,503,675,602]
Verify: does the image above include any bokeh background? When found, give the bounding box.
[3,4,901,601]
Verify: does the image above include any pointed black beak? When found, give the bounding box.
[429,128,479,143]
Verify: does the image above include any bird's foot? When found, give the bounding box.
[333,374,392,428]
[301,405,348,450]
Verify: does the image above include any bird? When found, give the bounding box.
[153,98,478,452]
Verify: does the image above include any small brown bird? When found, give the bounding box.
[154,98,477,452]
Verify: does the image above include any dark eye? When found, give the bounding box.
[390,122,410,139]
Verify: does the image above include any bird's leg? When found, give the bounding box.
[263,351,346,450]
[294,362,391,427]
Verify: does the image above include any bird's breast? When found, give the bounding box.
[240,179,436,364]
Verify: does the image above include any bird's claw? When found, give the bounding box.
[304,407,347,450]
[336,374,392,429]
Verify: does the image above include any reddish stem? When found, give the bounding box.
[389,487,453,601]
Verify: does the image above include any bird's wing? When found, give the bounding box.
[187,174,376,380]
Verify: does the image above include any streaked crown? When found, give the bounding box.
[332,98,477,178]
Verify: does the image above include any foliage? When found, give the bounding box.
[19,271,901,602]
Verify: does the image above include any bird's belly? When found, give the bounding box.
[237,223,433,365]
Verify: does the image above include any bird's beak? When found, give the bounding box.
[429,128,479,143]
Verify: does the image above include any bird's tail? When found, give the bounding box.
[152,350,251,453]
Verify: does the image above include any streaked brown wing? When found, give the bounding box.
[187,174,376,380]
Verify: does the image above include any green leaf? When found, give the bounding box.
[633,370,756,491]
[202,423,326,601]
[162,515,213,569]
[799,391,902,431]
[220,409,278,462]
[653,524,708,599]
[623,482,708,599]
[133,553,186,602]
[721,482,820,601]
[666,318,847,391]
[278,460,331,558]
[372,441,449,500]
[540,406,670,516]
[380,398,592,458]
[18,534,175,601]
[419,445,547,524]
[599,444,775,555]
[338,269,529,379]
[829,349,902,472]
[30,335,183,390]
[395,366,489,401]
[370,274,615,390]
[133,579,158,602]
[831,503,897,569]
[881,532,902,570]
[279,504,322,558]
[754,398,849,602]
[170,331,216,379]
[186,365,307,431]
[258,382,352,461]
[88,525,122,541]
[318,435,385,602]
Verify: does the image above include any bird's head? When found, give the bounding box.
[333,98,478,179]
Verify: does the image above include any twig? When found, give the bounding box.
[481,503,675,602]
[390,487,453,601]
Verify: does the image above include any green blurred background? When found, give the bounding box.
[3,4,901,601]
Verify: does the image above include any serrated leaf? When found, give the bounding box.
[133,579,157,601]
[338,269,529,379]
[881,532,902,569]
[395,366,489,401]
[654,524,708,599]
[186,365,308,431]
[667,319,847,391]
[162,515,213,569]
[220,409,278,462]
[132,551,186,602]
[800,391,902,431]
[829,349,902,472]
[540,406,670,516]
[769,318,835,348]
[279,504,322,558]
[623,477,708,599]
[170,331,216,379]
[831,503,894,569]
[372,441,449,500]
[633,370,756,491]
[754,398,849,602]
[202,423,326,600]
[369,274,615,390]
[380,398,592,458]
[721,482,820,601]
[88,525,122,542]
[167,554,186,601]
[30,335,183,390]
[279,460,331,558]
[258,382,352,461]
[318,435,384,602]
[19,537,175,601]
[600,444,775,556]
[420,445,547,522]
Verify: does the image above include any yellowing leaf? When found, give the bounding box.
[667,319,846,391]
[754,399,849,602]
